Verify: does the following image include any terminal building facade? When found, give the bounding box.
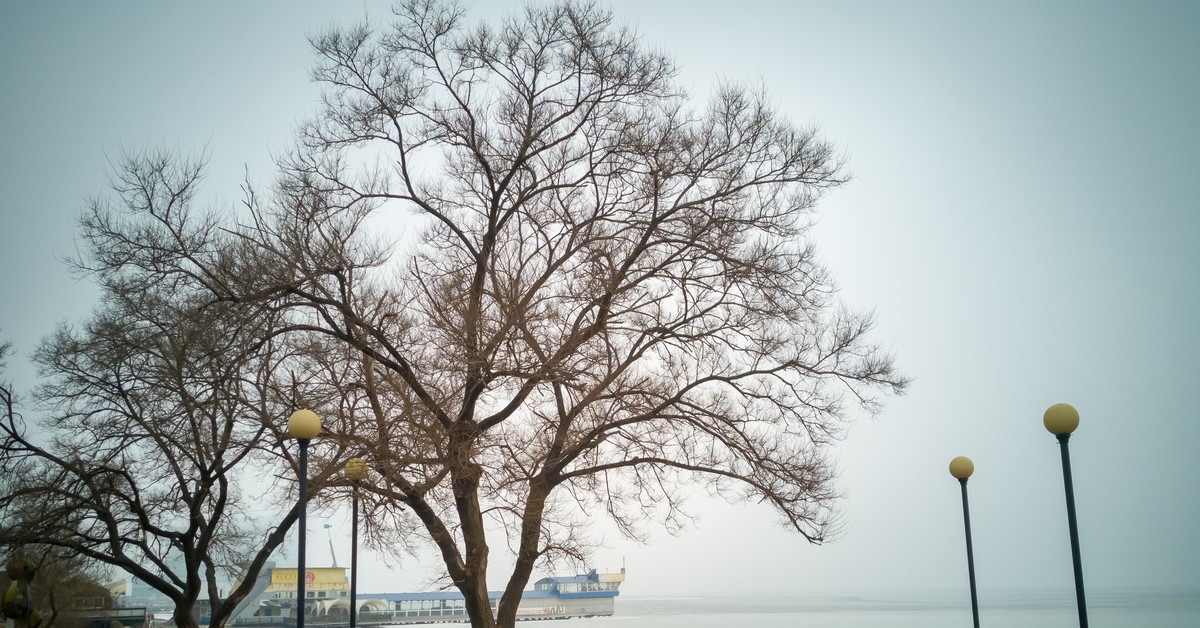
[256,567,350,618]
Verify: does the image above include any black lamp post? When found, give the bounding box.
[949,455,980,628]
[1044,402,1087,628]
[344,457,369,628]
[288,409,322,628]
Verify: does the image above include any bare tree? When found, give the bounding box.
[0,547,114,628]
[0,184,350,628]
[69,2,907,626]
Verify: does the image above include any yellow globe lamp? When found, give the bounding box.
[1043,403,1079,435]
[345,457,369,482]
[287,409,322,440]
[949,456,974,480]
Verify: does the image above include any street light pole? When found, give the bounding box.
[1044,403,1087,628]
[949,456,980,628]
[288,409,322,628]
[344,457,369,628]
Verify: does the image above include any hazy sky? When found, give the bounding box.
[2,1,1197,599]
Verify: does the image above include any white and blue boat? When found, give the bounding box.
[359,568,625,623]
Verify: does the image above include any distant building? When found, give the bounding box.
[264,567,349,602]
[125,577,174,612]
[256,567,350,619]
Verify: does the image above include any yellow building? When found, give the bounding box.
[263,567,349,610]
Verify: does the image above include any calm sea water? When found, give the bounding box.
[546,589,1200,628]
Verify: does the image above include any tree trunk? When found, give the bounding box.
[172,603,201,628]
[495,482,549,628]
[451,444,495,628]
[461,576,496,628]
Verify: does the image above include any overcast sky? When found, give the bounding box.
[2,0,1197,599]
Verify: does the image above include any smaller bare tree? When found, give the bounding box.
[0,547,114,628]
[0,154,352,628]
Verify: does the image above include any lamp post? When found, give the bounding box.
[344,457,369,628]
[288,409,322,628]
[1044,402,1087,628]
[949,456,980,628]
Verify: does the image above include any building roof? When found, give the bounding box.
[358,589,558,602]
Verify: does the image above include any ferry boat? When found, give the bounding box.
[227,566,625,625]
[360,568,625,623]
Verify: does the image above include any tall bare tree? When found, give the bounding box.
[69,2,907,626]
